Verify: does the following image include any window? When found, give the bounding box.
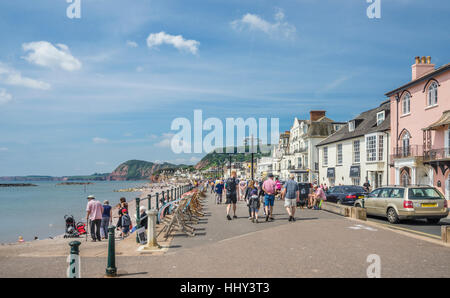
[402,132,410,157]
[389,188,405,199]
[353,140,360,163]
[369,189,381,198]
[427,82,438,107]
[349,121,355,132]
[402,93,410,115]
[337,144,343,165]
[379,188,393,198]
[378,135,384,161]
[376,111,385,126]
[352,178,360,186]
[323,147,328,166]
[366,135,377,162]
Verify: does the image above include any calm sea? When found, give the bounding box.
[0,181,149,243]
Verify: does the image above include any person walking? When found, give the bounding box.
[116,197,128,231]
[244,180,257,219]
[239,180,247,201]
[249,189,260,223]
[282,174,299,222]
[262,174,277,221]
[225,170,239,220]
[120,209,131,239]
[215,179,224,204]
[86,195,103,242]
[100,200,112,239]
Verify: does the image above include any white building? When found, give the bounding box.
[317,100,391,189]
[279,111,345,182]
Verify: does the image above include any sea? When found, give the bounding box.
[0,180,149,243]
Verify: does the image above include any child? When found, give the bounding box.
[121,209,131,239]
[249,189,260,223]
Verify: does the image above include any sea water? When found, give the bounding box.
[0,181,149,243]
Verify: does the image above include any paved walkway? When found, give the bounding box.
[1,192,449,278]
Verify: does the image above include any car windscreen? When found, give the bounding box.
[342,186,365,193]
[408,188,444,200]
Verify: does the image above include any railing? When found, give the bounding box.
[423,148,450,162]
[391,145,424,159]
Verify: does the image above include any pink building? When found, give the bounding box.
[386,56,450,200]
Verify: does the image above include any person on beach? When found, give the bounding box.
[86,195,103,242]
[244,180,257,220]
[120,209,131,238]
[262,174,276,222]
[282,174,299,222]
[225,170,239,220]
[248,188,260,223]
[101,200,112,239]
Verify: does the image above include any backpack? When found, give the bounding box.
[226,178,237,194]
[121,214,131,227]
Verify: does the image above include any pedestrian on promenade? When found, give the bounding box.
[282,174,299,221]
[116,197,128,231]
[363,179,371,192]
[262,174,277,221]
[120,209,131,238]
[249,188,260,223]
[139,206,148,230]
[214,179,224,204]
[239,180,247,201]
[225,170,239,220]
[244,180,257,220]
[100,200,112,240]
[275,178,282,200]
[312,185,327,210]
[86,195,103,242]
[258,180,266,216]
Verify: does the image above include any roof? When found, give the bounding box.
[385,63,450,97]
[317,100,391,147]
[423,110,450,131]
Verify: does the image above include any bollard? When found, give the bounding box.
[67,241,81,278]
[442,226,450,243]
[135,197,141,243]
[147,194,152,211]
[156,192,160,224]
[138,209,161,251]
[105,226,117,277]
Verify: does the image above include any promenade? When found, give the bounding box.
[0,191,449,278]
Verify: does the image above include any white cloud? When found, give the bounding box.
[0,63,51,90]
[126,40,138,48]
[0,89,12,105]
[155,133,174,148]
[146,32,200,55]
[22,41,82,71]
[189,156,200,163]
[231,9,296,39]
[92,137,108,144]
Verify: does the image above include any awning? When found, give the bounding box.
[350,165,360,178]
[327,168,335,178]
[423,110,450,131]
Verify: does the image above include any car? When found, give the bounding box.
[354,185,449,224]
[325,185,367,206]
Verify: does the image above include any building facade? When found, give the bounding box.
[386,57,450,200]
[317,101,391,188]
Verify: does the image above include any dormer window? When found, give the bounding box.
[349,120,355,132]
[376,111,385,126]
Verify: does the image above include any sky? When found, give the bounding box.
[0,0,449,176]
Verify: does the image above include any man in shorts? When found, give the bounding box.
[225,171,239,220]
[282,174,299,221]
[262,174,277,221]
[215,179,224,204]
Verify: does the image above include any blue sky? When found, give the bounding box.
[0,0,449,176]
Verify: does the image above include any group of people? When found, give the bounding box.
[85,195,134,242]
[207,172,328,224]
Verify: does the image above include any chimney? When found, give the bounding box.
[412,56,435,81]
[310,110,326,122]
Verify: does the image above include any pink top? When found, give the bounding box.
[315,188,327,200]
[263,179,277,195]
[86,200,104,220]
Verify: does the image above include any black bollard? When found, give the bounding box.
[156,192,160,224]
[105,226,117,277]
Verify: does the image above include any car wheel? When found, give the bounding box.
[387,208,400,224]
[426,218,440,224]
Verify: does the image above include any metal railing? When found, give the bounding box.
[423,148,450,162]
[391,145,424,159]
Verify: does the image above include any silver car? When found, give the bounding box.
[354,186,449,224]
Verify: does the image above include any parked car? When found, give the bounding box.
[325,185,367,206]
[354,186,449,224]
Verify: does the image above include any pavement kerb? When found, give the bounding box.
[343,216,450,248]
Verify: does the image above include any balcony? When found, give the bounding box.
[391,145,424,160]
[423,148,450,162]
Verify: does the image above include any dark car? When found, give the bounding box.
[326,185,367,206]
